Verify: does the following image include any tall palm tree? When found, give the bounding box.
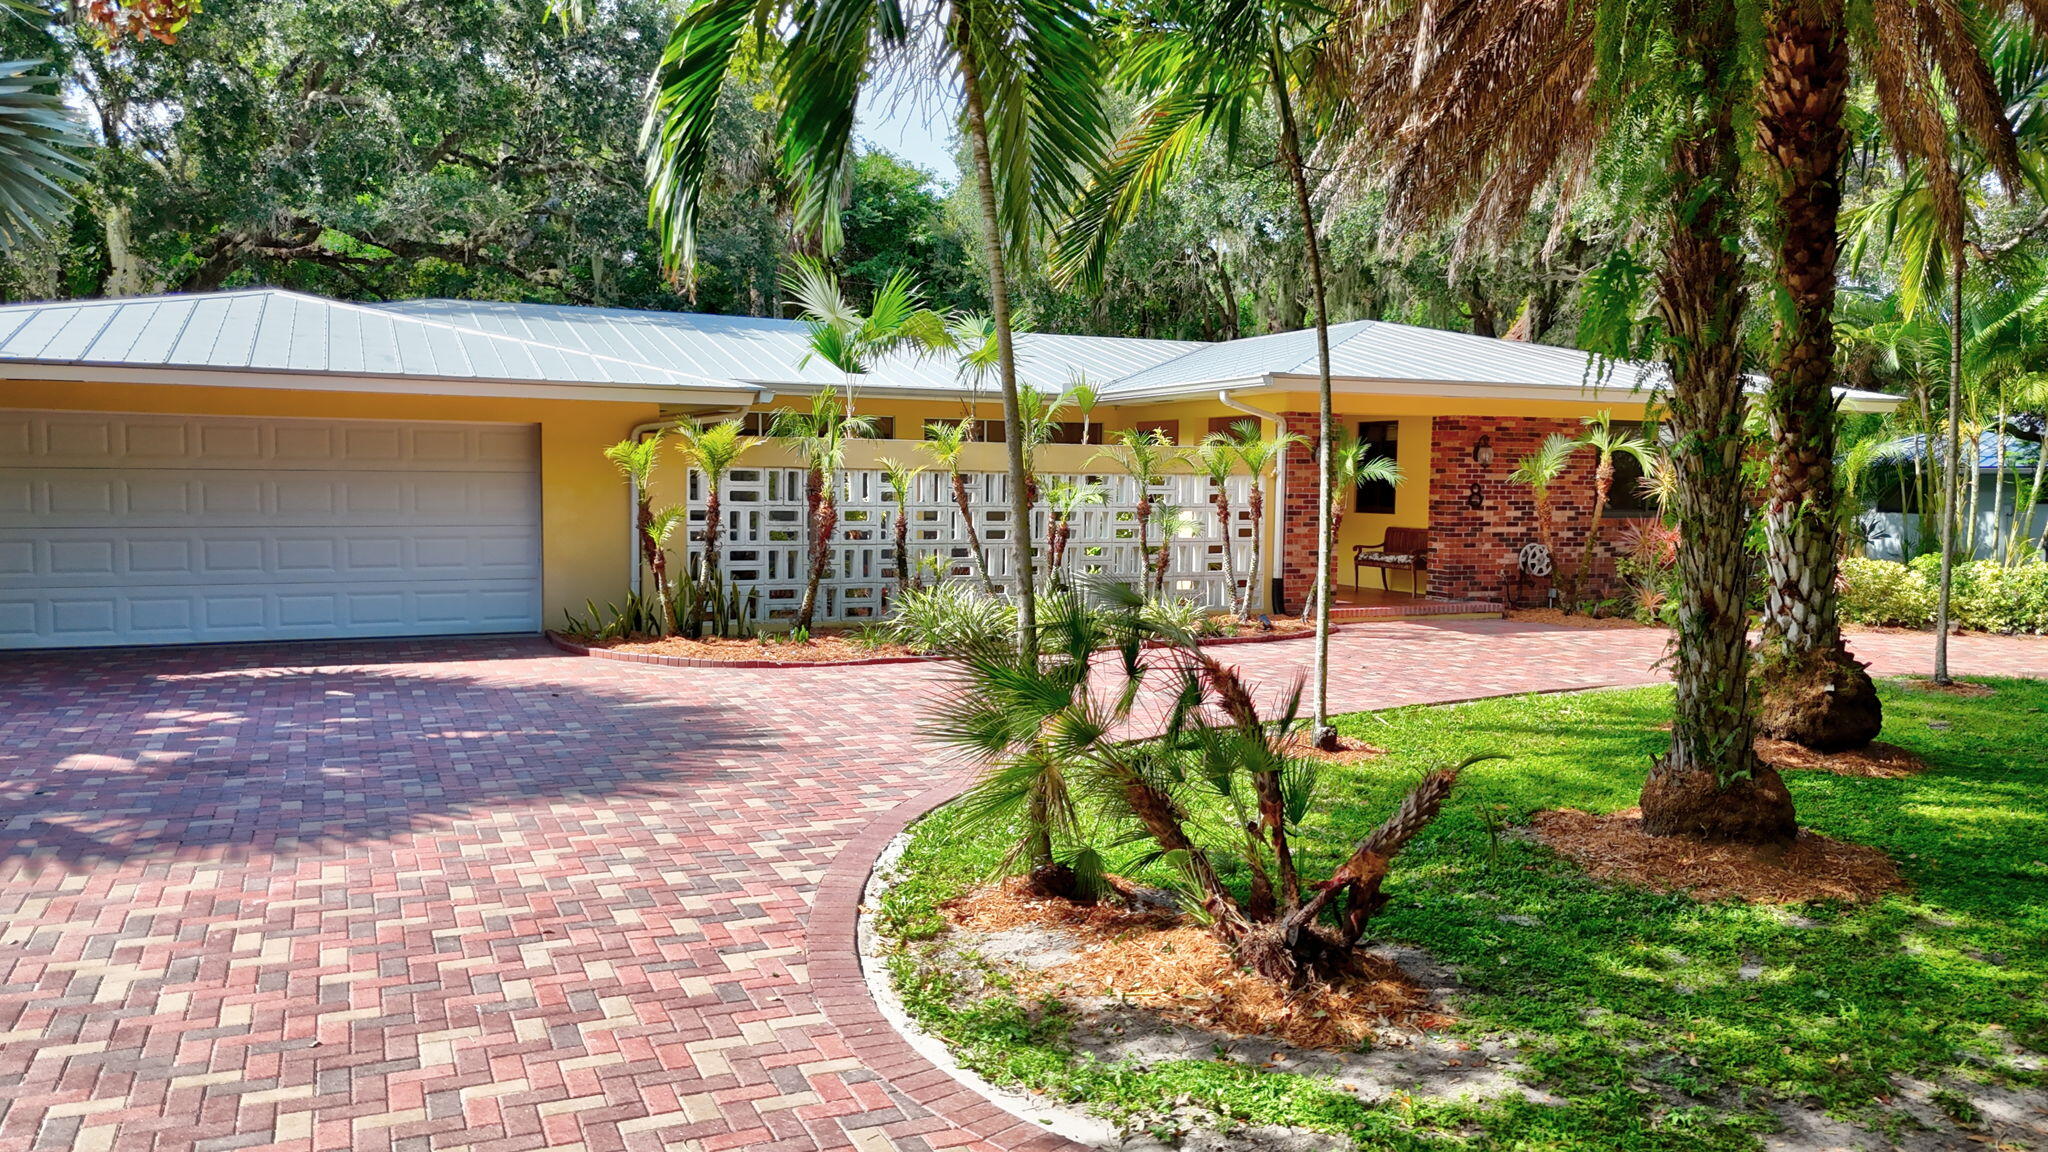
[1054,0,1346,742]
[1222,419,1305,619]
[674,418,762,588]
[773,393,875,631]
[637,0,1109,661]
[1574,411,1652,601]
[922,419,999,593]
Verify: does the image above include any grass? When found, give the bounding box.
[880,676,2048,1150]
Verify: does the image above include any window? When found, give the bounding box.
[1208,415,1259,440]
[745,412,893,438]
[1354,421,1398,515]
[1121,420,1179,444]
[1605,421,1662,518]
[1041,421,1104,445]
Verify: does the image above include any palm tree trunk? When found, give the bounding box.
[798,468,829,630]
[1934,224,1965,683]
[1754,0,1881,752]
[957,18,1038,660]
[1135,494,1154,590]
[1242,484,1265,618]
[895,496,913,593]
[953,471,998,593]
[2027,434,2047,560]
[1578,458,1614,598]
[1269,40,1339,750]
[1213,490,1240,616]
[1637,0,1797,845]
[704,483,724,585]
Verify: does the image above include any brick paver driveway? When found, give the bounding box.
[0,623,2038,1152]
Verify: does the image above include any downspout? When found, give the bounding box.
[1219,384,1285,613]
[625,404,759,595]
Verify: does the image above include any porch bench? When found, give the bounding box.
[1353,527,1429,594]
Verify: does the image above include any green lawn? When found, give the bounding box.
[881,677,2048,1150]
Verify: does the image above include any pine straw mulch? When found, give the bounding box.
[942,878,1443,1051]
[1754,737,1929,779]
[1281,732,1388,765]
[595,631,922,663]
[1530,808,1906,905]
[1505,608,1656,630]
[1894,676,1998,698]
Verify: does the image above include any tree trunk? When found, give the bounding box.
[1638,0,1797,846]
[798,468,829,630]
[956,18,1038,661]
[1933,220,1965,683]
[1213,490,1240,617]
[704,482,724,586]
[1578,456,1614,604]
[102,201,150,298]
[953,471,998,593]
[1754,0,1882,752]
[895,496,913,593]
[1242,483,1266,618]
[1270,40,1340,751]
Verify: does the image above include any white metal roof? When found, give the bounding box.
[0,289,737,391]
[0,288,1901,411]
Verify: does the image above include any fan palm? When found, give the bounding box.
[1055,0,1347,742]
[773,394,876,630]
[0,54,88,251]
[673,418,762,588]
[638,0,1109,661]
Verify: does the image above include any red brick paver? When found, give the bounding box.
[0,623,2038,1152]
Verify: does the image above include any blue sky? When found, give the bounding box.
[854,67,960,185]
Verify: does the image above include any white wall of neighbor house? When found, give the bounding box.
[1865,475,2048,561]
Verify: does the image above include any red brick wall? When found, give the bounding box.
[1270,412,1646,609]
[1429,415,1645,604]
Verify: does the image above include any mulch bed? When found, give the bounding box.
[1755,737,1929,779]
[1894,677,1998,698]
[592,632,920,664]
[1530,807,1906,904]
[1506,608,1654,631]
[1282,732,1388,765]
[943,878,1440,1051]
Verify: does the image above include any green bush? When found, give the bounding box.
[1845,556,2048,634]
[1840,557,1936,627]
[882,583,1019,657]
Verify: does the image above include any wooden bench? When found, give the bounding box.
[1353,527,1429,594]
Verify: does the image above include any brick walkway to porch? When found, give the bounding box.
[0,623,2037,1152]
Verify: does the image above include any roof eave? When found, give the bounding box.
[0,361,764,406]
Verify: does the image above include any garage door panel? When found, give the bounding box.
[1,411,536,472]
[0,470,539,529]
[0,411,541,649]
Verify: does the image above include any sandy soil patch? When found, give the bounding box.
[1530,807,1906,904]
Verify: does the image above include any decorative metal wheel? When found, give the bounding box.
[1519,542,1554,577]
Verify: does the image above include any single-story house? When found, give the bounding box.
[0,288,1899,649]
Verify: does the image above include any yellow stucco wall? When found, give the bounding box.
[0,379,661,626]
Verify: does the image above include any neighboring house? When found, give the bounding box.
[0,288,1899,649]
[1863,430,2047,561]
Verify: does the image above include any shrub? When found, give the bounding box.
[1845,556,2048,634]
[1840,558,1935,628]
[883,583,1018,657]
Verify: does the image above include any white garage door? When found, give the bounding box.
[0,410,542,649]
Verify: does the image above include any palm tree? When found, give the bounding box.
[1054,0,1347,741]
[1222,419,1305,619]
[1511,433,1580,564]
[673,418,762,588]
[774,393,875,631]
[783,258,948,413]
[1096,428,1185,596]
[879,456,925,595]
[1194,434,1246,616]
[636,0,1108,661]
[1298,432,1403,628]
[0,52,87,252]
[604,433,674,604]
[1574,411,1652,602]
[1042,478,1105,575]
[923,419,999,593]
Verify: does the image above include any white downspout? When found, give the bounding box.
[1219,384,1284,613]
[625,404,758,595]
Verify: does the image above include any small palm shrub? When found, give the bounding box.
[929,582,1493,988]
[883,583,1019,657]
[1138,594,1221,637]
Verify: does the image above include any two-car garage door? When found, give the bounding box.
[0,410,543,649]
